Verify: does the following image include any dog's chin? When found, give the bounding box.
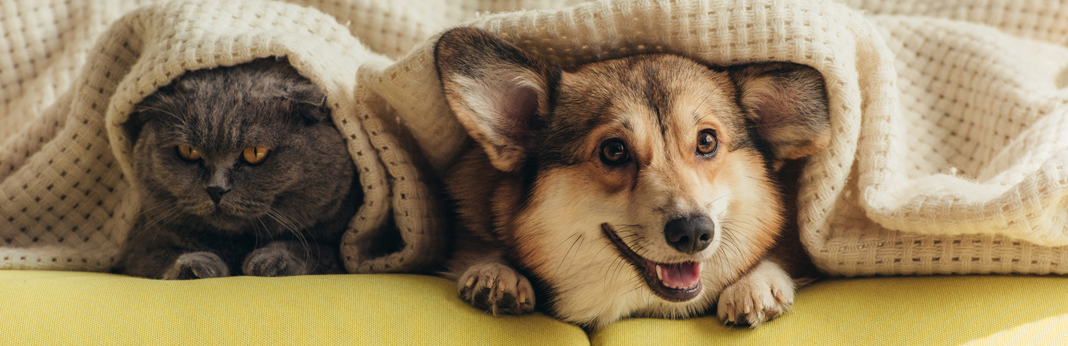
[600,223,703,302]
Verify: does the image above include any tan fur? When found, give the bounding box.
[435,27,829,329]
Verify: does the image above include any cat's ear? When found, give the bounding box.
[435,27,560,173]
[123,111,146,145]
[284,82,330,124]
[730,62,831,165]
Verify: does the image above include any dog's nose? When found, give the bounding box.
[664,215,715,254]
[206,186,230,204]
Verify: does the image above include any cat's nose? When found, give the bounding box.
[206,186,230,204]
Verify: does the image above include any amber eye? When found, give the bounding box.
[599,139,630,165]
[175,144,201,162]
[242,146,270,165]
[697,130,718,157]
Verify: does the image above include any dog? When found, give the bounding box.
[434,27,830,329]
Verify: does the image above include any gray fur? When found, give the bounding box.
[116,58,360,279]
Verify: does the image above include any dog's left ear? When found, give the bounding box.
[731,63,831,165]
[435,27,559,173]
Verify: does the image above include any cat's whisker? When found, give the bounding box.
[136,200,174,220]
[253,216,272,249]
[267,210,302,240]
[140,209,181,246]
[141,208,180,231]
[267,209,313,269]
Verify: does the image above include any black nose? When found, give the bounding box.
[206,186,230,204]
[664,215,715,255]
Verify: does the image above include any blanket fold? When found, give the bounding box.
[2,0,1067,277]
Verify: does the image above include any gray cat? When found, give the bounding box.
[117,58,361,279]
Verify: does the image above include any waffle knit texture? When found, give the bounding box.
[2,0,1067,276]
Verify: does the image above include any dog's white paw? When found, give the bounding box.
[457,262,536,315]
[717,260,795,327]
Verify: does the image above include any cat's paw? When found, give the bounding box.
[243,245,306,277]
[161,252,230,280]
[717,261,795,327]
[458,262,535,315]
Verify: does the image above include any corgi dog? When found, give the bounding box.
[434,27,830,329]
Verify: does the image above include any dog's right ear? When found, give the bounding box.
[435,27,559,173]
[730,62,831,166]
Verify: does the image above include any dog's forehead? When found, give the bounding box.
[536,55,752,169]
[550,55,745,140]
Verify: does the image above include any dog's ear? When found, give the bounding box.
[435,27,559,172]
[731,63,831,164]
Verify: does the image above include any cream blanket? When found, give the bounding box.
[2,0,1067,276]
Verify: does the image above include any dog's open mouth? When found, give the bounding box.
[601,223,702,302]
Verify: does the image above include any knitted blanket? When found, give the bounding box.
[3,0,1067,277]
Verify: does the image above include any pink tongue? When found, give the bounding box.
[660,262,701,288]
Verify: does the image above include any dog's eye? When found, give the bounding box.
[697,130,718,156]
[599,139,630,165]
[175,144,201,162]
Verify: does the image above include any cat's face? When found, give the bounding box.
[127,60,354,232]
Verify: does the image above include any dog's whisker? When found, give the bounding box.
[704,194,729,209]
[584,242,614,280]
[554,233,585,277]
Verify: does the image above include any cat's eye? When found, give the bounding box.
[175,144,201,162]
[242,146,270,165]
[696,130,718,157]
[599,139,630,166]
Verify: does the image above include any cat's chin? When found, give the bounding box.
[193,207,261,232]
[201,214,256,232]
[180,200,267,231]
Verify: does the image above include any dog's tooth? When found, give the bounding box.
[465,276,475,288]
[519,291,527,304]
[656,265,663,281]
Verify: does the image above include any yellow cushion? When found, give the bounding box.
[592,276,1068,345]
[0,270,587,346]
[5,271,1068,345]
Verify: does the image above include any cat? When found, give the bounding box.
[116,58,361,279]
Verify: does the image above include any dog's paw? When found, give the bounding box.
[243,245,306,277]
[717,261,795,327]
[161,252,230,280]
[457,262,535,315]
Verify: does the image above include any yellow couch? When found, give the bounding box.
[2,270,1066,345]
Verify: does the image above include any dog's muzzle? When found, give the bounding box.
[601,223,704,302]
